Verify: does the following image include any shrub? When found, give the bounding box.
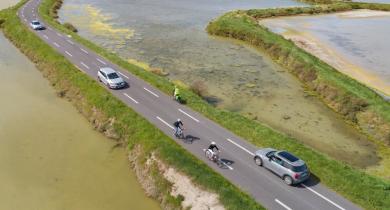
[63,22,77,32]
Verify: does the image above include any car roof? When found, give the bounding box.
[276,151,305,166]
[32,20,40,23]
[99,67,116,74]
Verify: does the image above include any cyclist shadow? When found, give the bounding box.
[183,135,200,144]
[219,158,235,170]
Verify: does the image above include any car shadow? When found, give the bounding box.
[297,173,321,187]
[183,135,200,144]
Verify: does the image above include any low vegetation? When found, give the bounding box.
[0,1,263,210]
[1,0,389,209]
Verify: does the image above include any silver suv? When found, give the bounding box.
[97,67,127,89]
[254,148,310,185]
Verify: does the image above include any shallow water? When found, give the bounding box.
[59,0,380,168]
[261,10,390,96]
[0,33,159,210]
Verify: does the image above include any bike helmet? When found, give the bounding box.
[211,141,216,145]
[177,118,181,122]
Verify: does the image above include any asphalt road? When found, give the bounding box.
[18,1,363,209]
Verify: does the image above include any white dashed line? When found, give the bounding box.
[300,184,345,210]
[80,48,89,54]
[118,72,129,79]
[275,199,292,210]
[65,51,73,57]
[143,87,159,98]
[56,32,63,37]
[24,18,27,22]
[53,42,60,48]
[96,58,106,65]
[43,35,49,40]
[123,93,139,104]
[226,138,255,156]
[80,62,90,69]
[178,109,199,123]
[66,40,74,45]
[156,116,174,130]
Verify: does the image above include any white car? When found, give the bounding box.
[30,20,45,30]
[98,67,127,89]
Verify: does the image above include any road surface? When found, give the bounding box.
[18,1,362,209]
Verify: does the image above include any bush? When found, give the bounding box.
[63,22,77,32]
[190,80,208,98]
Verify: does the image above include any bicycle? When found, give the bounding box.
[174,127,185,139]
[205,149,222,166]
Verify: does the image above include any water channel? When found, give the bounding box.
[58,0,381,168]
[0,2,160,208]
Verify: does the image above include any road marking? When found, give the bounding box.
[156,116,174,130]
[22,14,24,18]
[53,42,60,48]
[66,39,74,45]
[24,18,27,22]
[178,109,199,123]
[80,62,90,70]
[143,87,159,98]
[75,65,85,73]
[118,72,129,79]
[80,48,89,54]
[56,32,63,37]
[275,199,292,210]
[65,51,73,57]
[226,138,255,156]
[123,93,139,104]
[96,58,106,65]
[301,184,345,210]
[43,35,49,40]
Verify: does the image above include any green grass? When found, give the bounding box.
[2,0,390,209]
[0,2,263,210]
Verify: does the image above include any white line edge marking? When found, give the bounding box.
[56,32,62,37]
[96,58,106,65]
[118,72,129,79]
[275,199,292,210]
[66,40,74,45]
[226,138,255,156]
[156,116,174,130]
[80,48,89,54]
[80,62,90,69]
[143,87,159,98]
[53,42,60,48]
[43,35,49,40]
[65,51,73,57]
[301,184,345,210]
[75,65,85,73]
[123,93,139,104]
[178,108,199,123]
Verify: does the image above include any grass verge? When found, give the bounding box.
[2,0,390,209]
[0,2,263,209]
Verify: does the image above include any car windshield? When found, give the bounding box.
[32,22,40,25]
[107,72,119,79]
[266,151,276,158]
[292,164,307,172]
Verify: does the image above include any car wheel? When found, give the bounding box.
[254,156,263,166]
[283,175,293,185]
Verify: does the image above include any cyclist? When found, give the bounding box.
[173,85,181,102]
[173,118,183,137]
[207,141,220,161]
